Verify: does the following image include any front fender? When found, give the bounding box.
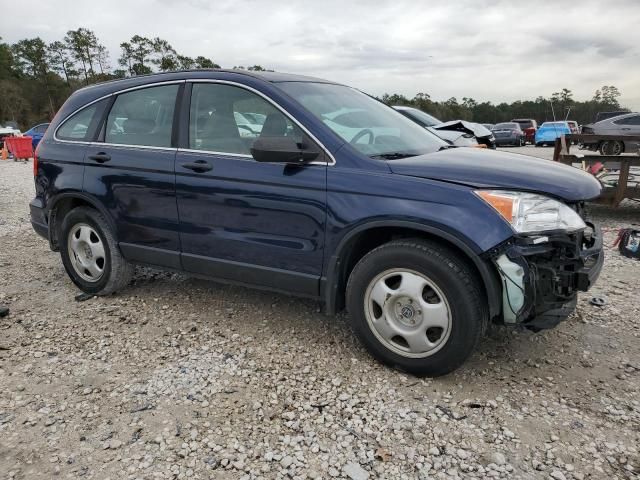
[322,218,503,319]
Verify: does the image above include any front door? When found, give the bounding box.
[175,82,327,296]
[84,82,182,268]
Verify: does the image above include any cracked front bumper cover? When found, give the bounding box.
[495,222,604,330]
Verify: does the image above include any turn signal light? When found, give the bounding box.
[476,191,515,222]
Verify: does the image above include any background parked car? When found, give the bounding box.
[428,128,480,147]
[388,107,479,147]
[566,121,580,144]
[481,123,494,131]
[511,118,538,144]
[567,121,579,135]
[535,121,571,146]
[0,125,21,146]
[581,112,640,155]
[393,106,496,148]
[23,123,50,149]
[491,122,526,146]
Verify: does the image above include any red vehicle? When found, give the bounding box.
[511,118,538,144]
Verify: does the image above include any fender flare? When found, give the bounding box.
[322,220,502,319]
[47,192,118,248]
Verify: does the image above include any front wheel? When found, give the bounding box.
[59,206,133,295]
[346,239,486,376]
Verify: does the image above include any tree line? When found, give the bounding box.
[381,85,627,127]
[0,27,631,130]
[0,28,267,129]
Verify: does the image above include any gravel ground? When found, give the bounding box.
[0,158,638,480]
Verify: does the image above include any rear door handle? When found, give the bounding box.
[182,160,213,173]
[621,128,631,131]
[88,153,111,163]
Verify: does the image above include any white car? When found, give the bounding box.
[1,125,21,137]
[393,106,496,148]
[1,125,22,151]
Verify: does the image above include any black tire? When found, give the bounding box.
[59,206,133,295]
[599,140,623,156]
[346,239,486,377]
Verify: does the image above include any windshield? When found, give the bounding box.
[277,82,448,158]
[494,122,519,130]
[513,120,532,128]
[396,107,441,127]
[541,122,567,128]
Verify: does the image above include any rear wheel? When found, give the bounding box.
[346,239,486,376]
[59,207,133,295]
[599,140,623,156]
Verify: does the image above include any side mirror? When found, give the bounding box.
[250,136,320,164]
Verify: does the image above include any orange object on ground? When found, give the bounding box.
[1,145,8,160]
[4,136,33,160]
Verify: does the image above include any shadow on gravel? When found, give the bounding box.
[116,265,560,377]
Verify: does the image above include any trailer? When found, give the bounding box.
[553,134,640,207]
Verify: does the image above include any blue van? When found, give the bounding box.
[30,70,603,375]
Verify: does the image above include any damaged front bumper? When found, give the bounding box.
[493,222,604,330]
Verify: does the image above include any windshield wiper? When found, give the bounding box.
[438,145,457,151]
[369,152,418,160]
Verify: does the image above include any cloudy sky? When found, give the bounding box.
[4,0,640,108]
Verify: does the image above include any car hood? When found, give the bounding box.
[433,120,492,138]
[388,148,602,202]
[426,127,464,142]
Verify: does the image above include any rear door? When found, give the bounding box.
[174,81,327,296]
[40,102,107,213]
[83,82,183,268]
[613,115,640,151]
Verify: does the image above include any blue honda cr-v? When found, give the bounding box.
[30,70,603,376]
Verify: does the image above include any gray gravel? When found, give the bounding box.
[0,159,639,479]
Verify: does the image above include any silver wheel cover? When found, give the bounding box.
[67,223,106,282]
[364,268,452,358]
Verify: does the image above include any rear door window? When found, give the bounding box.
[105,84,179,148]
[614,116,640,126]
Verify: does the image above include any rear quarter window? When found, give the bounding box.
[56,102,103,141]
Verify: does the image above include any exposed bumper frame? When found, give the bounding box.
[494,222,604,330]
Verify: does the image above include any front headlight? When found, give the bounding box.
[476,190,586,234]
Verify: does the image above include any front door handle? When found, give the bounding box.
[621,128,631,131]
[88,153,111,163]
[182,161,213,173]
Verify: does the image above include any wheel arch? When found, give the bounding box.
[323,220,502,320]
[47,192,117,251]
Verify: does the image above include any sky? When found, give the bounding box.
[3,0,640,109]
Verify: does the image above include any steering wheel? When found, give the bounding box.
[350,129,374,145]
